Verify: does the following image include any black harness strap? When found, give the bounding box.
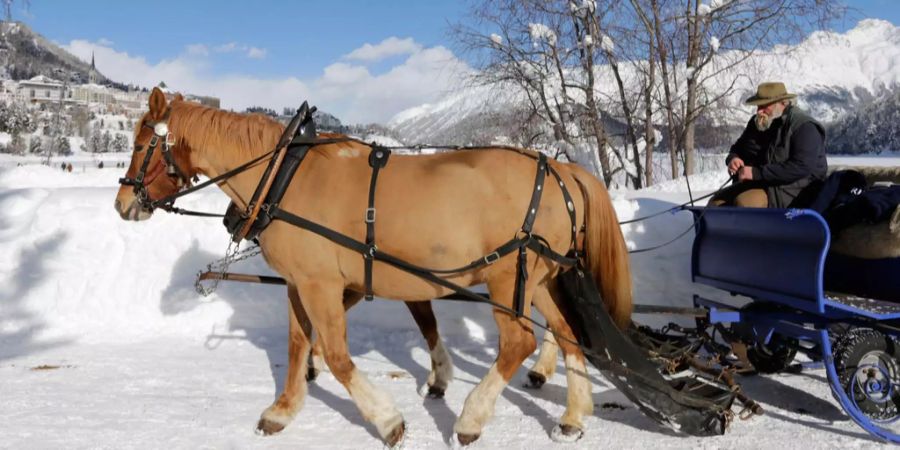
[364,147,391,300]
[547,165,580,257]
[269,207,520,307]
[512,153,549,317]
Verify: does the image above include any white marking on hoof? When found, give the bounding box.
[449,432,479,449]
[550,424,584,443]
[417,382,430,398]
[427,340,453,390]
[383,421,406,450]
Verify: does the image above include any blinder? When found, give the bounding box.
[118,110,194,211]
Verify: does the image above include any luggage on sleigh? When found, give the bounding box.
[687,205,900,443]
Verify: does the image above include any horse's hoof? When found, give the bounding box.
[417,383,445,399]
[523,370,546,389]
[550,423,584,443]
[256,417,286,435]
[426,385,445,399]
[455,432,480,446]
[385,421,406,448]
[306,366,319,382]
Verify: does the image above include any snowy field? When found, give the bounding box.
[0,154,897,449]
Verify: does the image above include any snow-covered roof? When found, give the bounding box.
[20,75,63,87]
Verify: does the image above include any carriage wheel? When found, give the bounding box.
[833,328,900,422]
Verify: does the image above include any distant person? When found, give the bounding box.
[67,163,73,173]
[61,162,66,171]
[709,81,827,208]
[98,161,104,169]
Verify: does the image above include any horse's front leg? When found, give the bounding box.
[298,277,406,447]
[307,289,364,382]
[257,284,313,435]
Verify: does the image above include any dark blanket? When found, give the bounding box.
[808,170,900,234]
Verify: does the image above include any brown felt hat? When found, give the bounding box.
[744,81,797,106]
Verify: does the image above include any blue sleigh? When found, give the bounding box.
[688,206,900,443]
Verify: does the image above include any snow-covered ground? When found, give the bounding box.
[0,155,896,448]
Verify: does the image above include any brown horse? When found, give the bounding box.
[114,88,632,447]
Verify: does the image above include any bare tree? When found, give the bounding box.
[644,0,845,177]
[454,0,845,186]
[453,0,618,185]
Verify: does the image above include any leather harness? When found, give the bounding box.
[223,113,580,315]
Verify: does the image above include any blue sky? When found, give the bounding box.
[8,0,900,123]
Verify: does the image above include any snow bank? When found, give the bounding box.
[0,154,896,347]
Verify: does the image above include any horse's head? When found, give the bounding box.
[114,87,195,221]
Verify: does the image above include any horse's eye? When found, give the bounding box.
[134,145,144,153]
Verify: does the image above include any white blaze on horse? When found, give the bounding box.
[114,87,632,447]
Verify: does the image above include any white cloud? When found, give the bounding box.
[246,47,267,59]
[214,42,238,53]
[343,37,422,62]
[209,42,265,58]
[97,38,114,47]
[186,44,209,56]
[62,38,471,124]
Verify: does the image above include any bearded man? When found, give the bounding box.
[709,82,827,208]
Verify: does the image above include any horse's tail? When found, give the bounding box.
[566,164,633,329]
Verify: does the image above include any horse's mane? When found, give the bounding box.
[163,100,286,161]
[137,99,361,161]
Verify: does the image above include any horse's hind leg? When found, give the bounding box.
[297,277,406,447]
[258,284,313,435]
[454,273,538,446]
[525,329,559,389]
[406,301,454,398]
[531,281,593,442]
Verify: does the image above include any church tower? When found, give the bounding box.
[88,51,97,84]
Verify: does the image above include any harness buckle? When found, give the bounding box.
[366,244,378,259]
[149,135,159,148]
[484,252,500,265]
[165,132,176,148]
[365,207,376,223]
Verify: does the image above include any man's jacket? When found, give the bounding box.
[726,106,827,207]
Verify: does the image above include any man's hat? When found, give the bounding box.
[744,81,797,106]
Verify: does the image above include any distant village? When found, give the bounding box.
[0,46,220,157]
[0,54,220,115]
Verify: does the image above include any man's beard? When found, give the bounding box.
[755,108,783,131]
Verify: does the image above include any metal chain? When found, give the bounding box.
[194,241,262,296]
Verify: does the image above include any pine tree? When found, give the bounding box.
[112,133,129,153]
[56,135,71,156]
[28,135,41,154]
[88,127,102,153]
[101,130,112,153]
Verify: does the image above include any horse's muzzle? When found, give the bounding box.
[114,199,152,221]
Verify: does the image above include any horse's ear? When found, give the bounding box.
[148,87,167,117]
[173,93,184,102]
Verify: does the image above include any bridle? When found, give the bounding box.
[118,108,194,211]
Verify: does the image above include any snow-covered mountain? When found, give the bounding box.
[389,19,900,149]
[0,21,114,85]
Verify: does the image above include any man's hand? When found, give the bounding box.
[728,157,744,175]
[737,166,754,182]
